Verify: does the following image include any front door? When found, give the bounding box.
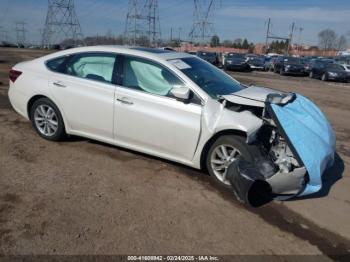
[114,55,202,162]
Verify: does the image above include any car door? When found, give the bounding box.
[49,52,118,140]
[114,55,202,163]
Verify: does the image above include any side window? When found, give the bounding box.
[122,56,184,97]
[46,56,68,73]
[65,53,117,83]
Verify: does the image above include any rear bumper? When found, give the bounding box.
[8,82,29,119]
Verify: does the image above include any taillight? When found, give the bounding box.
[9,69,22,83]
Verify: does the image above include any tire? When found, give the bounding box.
[321,73,328,81]
[309,71,314,78]
[30,97,67,141]
[206,135,262,190]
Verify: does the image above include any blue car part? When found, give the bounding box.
[267,94,336,196]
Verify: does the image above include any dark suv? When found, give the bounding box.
[274,56,306,76]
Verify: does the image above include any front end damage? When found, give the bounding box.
[223,90,336,206]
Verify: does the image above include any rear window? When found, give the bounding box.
[46,56,68,72]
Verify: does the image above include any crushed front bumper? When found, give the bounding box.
[227,93,336,205]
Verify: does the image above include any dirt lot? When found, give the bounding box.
[0,48,350,258]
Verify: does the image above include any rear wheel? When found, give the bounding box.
[206,135,262,189]
[30,98,66,141]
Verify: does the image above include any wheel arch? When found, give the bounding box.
[200,129,247,171]
[27,95,47,120]
[27,95,69,133]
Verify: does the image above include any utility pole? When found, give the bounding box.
[287,22,295,55]
[189,0,217,45]
[265,18,271,53]
[15,22,26,46]
[178,27,182,42]
[42,0,83,48]
[298,27,303,54]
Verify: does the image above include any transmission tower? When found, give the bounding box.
[124,0,161,47]
[0,26,9,43]
[41,0,83,48]
[15,22,26,46]
[189,0,217,44]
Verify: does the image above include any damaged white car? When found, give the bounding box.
[8,46,336,205]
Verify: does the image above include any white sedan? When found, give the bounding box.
[8,46,329,201]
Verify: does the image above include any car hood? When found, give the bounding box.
[222,86,292,107]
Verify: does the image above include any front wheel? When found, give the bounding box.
[321,73,328,81]
[30,98,67,141]
[206,135,262,189]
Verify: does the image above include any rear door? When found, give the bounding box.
[113,55,202,162]
[49,52,118,140]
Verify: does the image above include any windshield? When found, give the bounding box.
[227,53,245,58]
[250,58,263,63]
[284,57,301,64]
[169,57,243,99]
[327,64,345,71]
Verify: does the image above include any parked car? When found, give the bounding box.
[263,57,278,71]
[186,51,197,55]
[247,57,265,71]
[8,46,335,203]
[196,51,219,66]
[309,63,350,82]
[334,56,350,66]
[339,64,350,72]
[245,54,258,61]
[274,56,306,76]
[224,53,251,72]
[304,58,333,75]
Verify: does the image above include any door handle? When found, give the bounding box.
[53,81,66,88]
[117,97,133,105]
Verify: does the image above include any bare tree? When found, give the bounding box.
[337,35,347,51]
[318,29,337,51]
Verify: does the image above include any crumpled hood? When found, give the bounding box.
[223,86,288,107]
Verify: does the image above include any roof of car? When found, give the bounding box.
[42,45,192,62]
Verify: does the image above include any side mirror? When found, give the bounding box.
[170,86,191,102]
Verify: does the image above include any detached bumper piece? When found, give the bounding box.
[226,157,274,207]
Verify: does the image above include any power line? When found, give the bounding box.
[41,0,83,48]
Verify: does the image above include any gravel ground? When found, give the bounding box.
[0,48,349,259]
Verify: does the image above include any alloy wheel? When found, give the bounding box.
[210,144,241,185]
[34,105,58,137]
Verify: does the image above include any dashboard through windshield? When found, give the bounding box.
[169,57,243,99]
